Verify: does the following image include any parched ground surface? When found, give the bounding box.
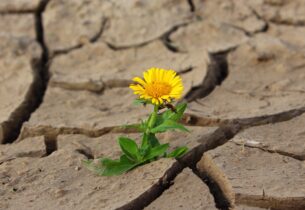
[1,0,305,209]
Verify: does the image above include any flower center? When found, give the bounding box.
[145,82,172,98]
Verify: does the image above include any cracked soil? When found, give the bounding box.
[0,0,305,210]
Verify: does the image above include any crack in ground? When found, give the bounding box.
[184,50,230,102]
[18,124,140,141]
[53,19,197,55]
[49,78,132,93]
[218,3,269,38]
[231,141,305,161]
[196,145,305,210]
[116,122,241,210]
[107,20,196,52]
[52,18,108,57]
[236,193,305,210]
[14,106,305,209]
[49,66,197,93]
[182,113,226,126]
[187,0,195,12]
[18,103,302,208]
[177,66,193,74]
[0,150,45,165]
[191,167,230,210]
[223,21,269,37]
[235,106,305,129]
[18,106,305,141]
[2,2,305,210]
[267,18,305,27]
[160,21,194,53]
[0,0,50,144]
[75,148,94,159]
[43,133,57,156]
[192,107,305,209]
[116,161,185,210]
[249,6,270,34]
[249,4,305,28]
[17,114,225,141]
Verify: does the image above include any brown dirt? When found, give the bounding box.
[1,0,305,209]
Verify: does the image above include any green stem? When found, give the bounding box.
[141,105,160,148]
[147,105,158,129]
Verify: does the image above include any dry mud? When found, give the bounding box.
[1,0,305,209]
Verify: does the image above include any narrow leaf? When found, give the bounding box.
[141,133,149,149]
[118,137,140,161]
[139,145,150,157]
[166,146,188,158]
[162,103,187,121]
[147,133,160,147]
[144,143,169,160]
[150,120,189,133]
[101,155,138,176]
[101,158,121,166]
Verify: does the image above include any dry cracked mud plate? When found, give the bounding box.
[3,132,213,210]
[169,0,269,53]
[0,136,45,164]
[249,0,305,26]
[49,41,209,95]
[2,0,305,209]
[193,0,267,35]
[0,14,35,37]
[0,140,175,210]
[187,34,305,120]
[145,168,217,210]
[232,112,305,161]
[169,19,248,53]
[197,119,305,209]
[19,87,150,140]
[43,0,195,51]
[55,126,216,159]
[267,23,305,49]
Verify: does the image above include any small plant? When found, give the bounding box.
[84,68,189,176]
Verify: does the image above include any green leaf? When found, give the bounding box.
[147,133,160,147]
[153,103,187,128]
[162,103,187,122]
[83,155,138,176]
[140,133,160,152]
[101,155,138,176]
[154,114,164,127]
[118,137,140,161]
[140,119,148,130]
[133,98,148,106]
[121,123,145,132]
[141,133,149,149]
[139,144,150,157]
[150,120,189,133]
[144,143,169,160]
[166,146,188,158]
[101,158,121,166]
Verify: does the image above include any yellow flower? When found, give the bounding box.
[129,68,184,105]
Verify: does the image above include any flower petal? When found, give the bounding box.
[133,77,147,87]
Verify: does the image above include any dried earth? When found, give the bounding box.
[0,0,305,210]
